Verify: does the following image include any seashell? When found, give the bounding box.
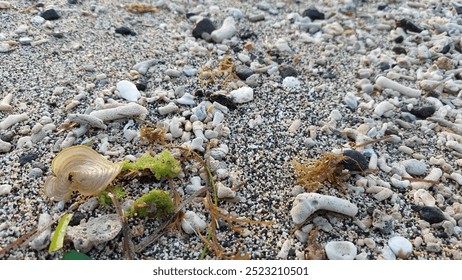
[44,145,122,201]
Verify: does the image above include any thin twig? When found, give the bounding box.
[108,192,135,260]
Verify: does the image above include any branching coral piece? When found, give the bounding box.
[122,150,181,180]
[44,145,123,201]
[127,189,174,218]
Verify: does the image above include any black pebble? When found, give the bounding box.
[378,4,388,10]
[441,44,450,54]
[186,12,196,19]
[394,36,404,43]
[40,9,61,20]
[302,8,325,21]
[235,65,254,80]
[410,106,435,119]
[209,93,237,110]
[192,18,215,39]
[239,29,256,40]
[68,0,78,3]
[115,27,136,36]
[392,46,407,55]
[19,152,39,166]
[69,211,85,226]
[136,82,147,91]
[377,61,390,71]
[279,65,298,78]
[288,248,296,257]
[411,205,446,224]
[341,150,368,172]
[323,70,336,79]
[396,18,423,33]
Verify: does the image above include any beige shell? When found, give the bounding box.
[44,145,122,201]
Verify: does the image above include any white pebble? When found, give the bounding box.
[374,188,394,201]
[132,59,157,75]
[374,101,395,117]
[282,76,301,89]
[375,76,421,97]
[288,119,302,133]
[185,176,203,194]
[211,111,225,126]
[390,177,410,189]
[116,80,141,102]
[401,159,427,176]
[68,113,106,129]
[446,140,462,153]
[414,189,436,207]
[0,139,12,153]
[0,1,11,9]
[181,211,207,234]
[169,117,183,138]
[0,184,12,195]
[344,92,358,110]
[388,236,413,259]
[158,102,179,115]
[411,168,442,189]
[211,17,236,43]
[29,213,52,250]
[0,93,13,111]
[90,103,148,121]
[325,241,357,260]
[216,182,236,199]
[230,87,254,104]
[0,113,29,130]
[277,239,292,259]
[449,172,462,185]
[176,92,196,105]
[291,193,358,224]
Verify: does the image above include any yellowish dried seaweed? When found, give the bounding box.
[124,3,158,13]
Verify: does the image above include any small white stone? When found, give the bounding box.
[282,76,301,89]
[401,159,427,176]
[0,113,29,130]
[375,76,421,97]
[211,144,229,159]
[288,119,302,133]
[211,17,236,43]
[0,1,11,9]
[181,211,207,234]
[374,101,395,117]
[116,80,141,101]
[169,117,183,138]
[0,184,12,195]
[325,241,357,260]
[230,87,254,104]
[411,168,442,189]
[30,213,52,250]
[216,182,236,199]
[158,102,179,115]
[277,239,292,259]
[176,92,196,105]
[185,176,203,194]
[133,59,157,75]
[31,16,45,25]
[90,103,148,121]
[414,189,436,207]
[388,236,413,259]
[344,92,358,110]
[0,139,12,153]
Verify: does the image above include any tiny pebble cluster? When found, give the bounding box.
[1,0,462,260]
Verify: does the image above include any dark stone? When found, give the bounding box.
[394,36,404,43]
[396,18,423,33]
[186,12,196,19]
[378,4,388,10]
[441,44,450,54]
[209,93,237,110]
[136,82,147,91]
[377,61,391,71]
[410,106,435,119]
[341,150,368,172]
[288,248,296,257]
[52,32,64,38]
[453,2,462,15]
[323,70,336,79]
[302,8,325,21]
[195,89,205,97]
[41,9,60,20]
[392,46,407,55]
[192,18,215,39]
[0,131,14,142]
[18,152,39,166]
[411,205,446,224]
[279,65,298,78]
[235,65,254,80]
[115,27,136,36]
[68,0,78,4]
[69,212,85,226]
[239,29,256,40]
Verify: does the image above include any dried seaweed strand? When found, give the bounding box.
[108,192,135,260]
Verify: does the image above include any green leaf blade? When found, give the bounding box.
[48,213,73,253]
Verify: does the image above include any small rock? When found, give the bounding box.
[324,241,357,260]
[181,211,207,234]
[282,77,301,89]
[211,17,236,43]
[279,65,298,78]
[18,152,38,166]
[136,82,147,91]
[248,13,265,22]
[115,27,136,36]
[388,236,413,259]
[410,106,435,119]
[165,69,182,78]
[182,65,198,76]
[40,9,60,20]
[217,182,236,199]
[69,212,85,226]
[116,80,141,101]
[230,87,253,104]
[192,18,216,39]
[31,16,45,25]
[411,205,447,224]
[0,1,11,9]
[341,150,368,172]
[209,93,236,110]
[372,209,394,234]
[401,159,427,176]
[374,101,395,117]
[396,18,423,33]
[277,239,292,259]
[302,8,325,21]
[235,65,254,80]
[30,213,52,250]
[0,184,12,195]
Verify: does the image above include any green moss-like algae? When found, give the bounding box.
[122,150,181,180]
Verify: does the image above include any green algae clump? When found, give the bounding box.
[127,189,174,218]
[122,150,181,180]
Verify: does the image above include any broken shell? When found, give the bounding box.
[44,145,123,201]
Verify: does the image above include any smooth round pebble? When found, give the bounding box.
[401,159,427,176]
[325,241,357,260]
[282,77,301,89]
[388,236,413,259]
[116,80,141,101]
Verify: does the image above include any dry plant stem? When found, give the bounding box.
[401,177,439,184]
[353,135,392,148]
[0,199,87,256]
[108,192,135,260]
[135,187,208,253]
